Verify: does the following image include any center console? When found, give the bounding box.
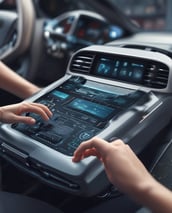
[0,45,172,197]
[12,77,152,156]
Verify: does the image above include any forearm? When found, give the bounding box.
[73,138,172,213]
[130,177,172,213]
[0,61,40,99]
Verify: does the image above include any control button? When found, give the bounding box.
[54,125,73,136]
[36,133,62,145]
[79,131,94,141]
[89,118,97,124]
[80,115,89,121]
[69,139,81,150]
[31,122,42,130]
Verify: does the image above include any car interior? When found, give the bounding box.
[0,0,172,212]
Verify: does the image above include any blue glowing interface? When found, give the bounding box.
[12,76,147,156]
[94,57,144,83]
[52,90,69,100]
[67,98,115,119]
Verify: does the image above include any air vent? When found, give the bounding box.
[119,44,170,88]
[143,62,169,89]
[70,52,95,74]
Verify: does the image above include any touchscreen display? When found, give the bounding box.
[93,57,145,84]
[12,76,147,156]
[52,90,69,100]
[67,98,115,119]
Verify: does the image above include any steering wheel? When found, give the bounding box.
[43,10,124,60]
[0,0,35,62]
[43,10,118,59]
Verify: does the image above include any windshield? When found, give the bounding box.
[108,0,167,31]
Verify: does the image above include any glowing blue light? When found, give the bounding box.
[109,26,123,38]
[110,31,118,38]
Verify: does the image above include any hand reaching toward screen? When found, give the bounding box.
[73,137,172,213]
[72,137,152,195]
[0,102,52,124]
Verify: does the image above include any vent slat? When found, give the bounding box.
[144,64,169,88]
[70,53,95,74]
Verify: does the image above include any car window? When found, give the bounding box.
[108,0,167,31]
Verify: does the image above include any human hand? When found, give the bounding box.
[72,137,154,196]
[0,102,52,124]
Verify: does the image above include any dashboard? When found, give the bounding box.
[1,1,172,211]
[73,15,123,44]
[70,47,170,90]
[44,10,124,59]
[1,45,172,197]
